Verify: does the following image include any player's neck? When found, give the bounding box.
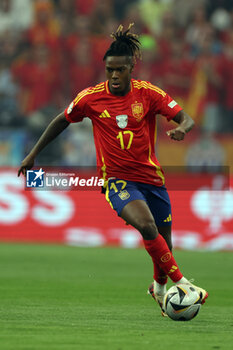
[108,81,131,96]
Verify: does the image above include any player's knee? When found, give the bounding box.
[137,220,158,240]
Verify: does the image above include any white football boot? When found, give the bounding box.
[147,282,167,317]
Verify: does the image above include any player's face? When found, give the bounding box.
[105,56,133,96]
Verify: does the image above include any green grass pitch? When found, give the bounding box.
[0,243,232,350]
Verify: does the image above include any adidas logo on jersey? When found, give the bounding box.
[163,214,172,223]
[99,110,111,118]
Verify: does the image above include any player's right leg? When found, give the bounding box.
[104,179,183,282]
[120,199,208,307]
[104,179,208,311]
[145,185,208,308]
[119,198,184,315]
[144,185,172,300]
[119,199,183,280]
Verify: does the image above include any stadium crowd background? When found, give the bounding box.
[0,0,232,170]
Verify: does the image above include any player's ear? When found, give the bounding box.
[130,63,134,73]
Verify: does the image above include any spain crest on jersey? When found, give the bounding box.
[131,102,144,121]
[116,115,128,129]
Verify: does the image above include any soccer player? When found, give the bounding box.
[18,24,208,316]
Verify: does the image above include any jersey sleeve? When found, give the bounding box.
[148,84,183,121]
[64,88,90,123]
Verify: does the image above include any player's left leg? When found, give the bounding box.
[144,185,207,311]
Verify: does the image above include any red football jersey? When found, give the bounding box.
[64,79,182,186]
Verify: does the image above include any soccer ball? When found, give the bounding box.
[164,284,202,321]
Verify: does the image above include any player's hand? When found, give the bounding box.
[18,155,35,177]
[166,126,186,141]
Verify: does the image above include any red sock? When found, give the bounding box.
[153,264,168,285]
[143,234,183,283]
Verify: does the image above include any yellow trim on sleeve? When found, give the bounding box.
[105,181,113,209]
[73,84,105,106]
[133,80,166,97]
[100,150,114,209]
[148,144,165,185]
[100,149,107,188]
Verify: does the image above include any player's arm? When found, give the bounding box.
[166,110,195,141]
[18,112,70,176]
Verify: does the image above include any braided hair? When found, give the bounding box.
[103,23,141,64]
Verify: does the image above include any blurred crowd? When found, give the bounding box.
[0,0,233,167]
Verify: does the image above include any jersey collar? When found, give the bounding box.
[105,80,133,95]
